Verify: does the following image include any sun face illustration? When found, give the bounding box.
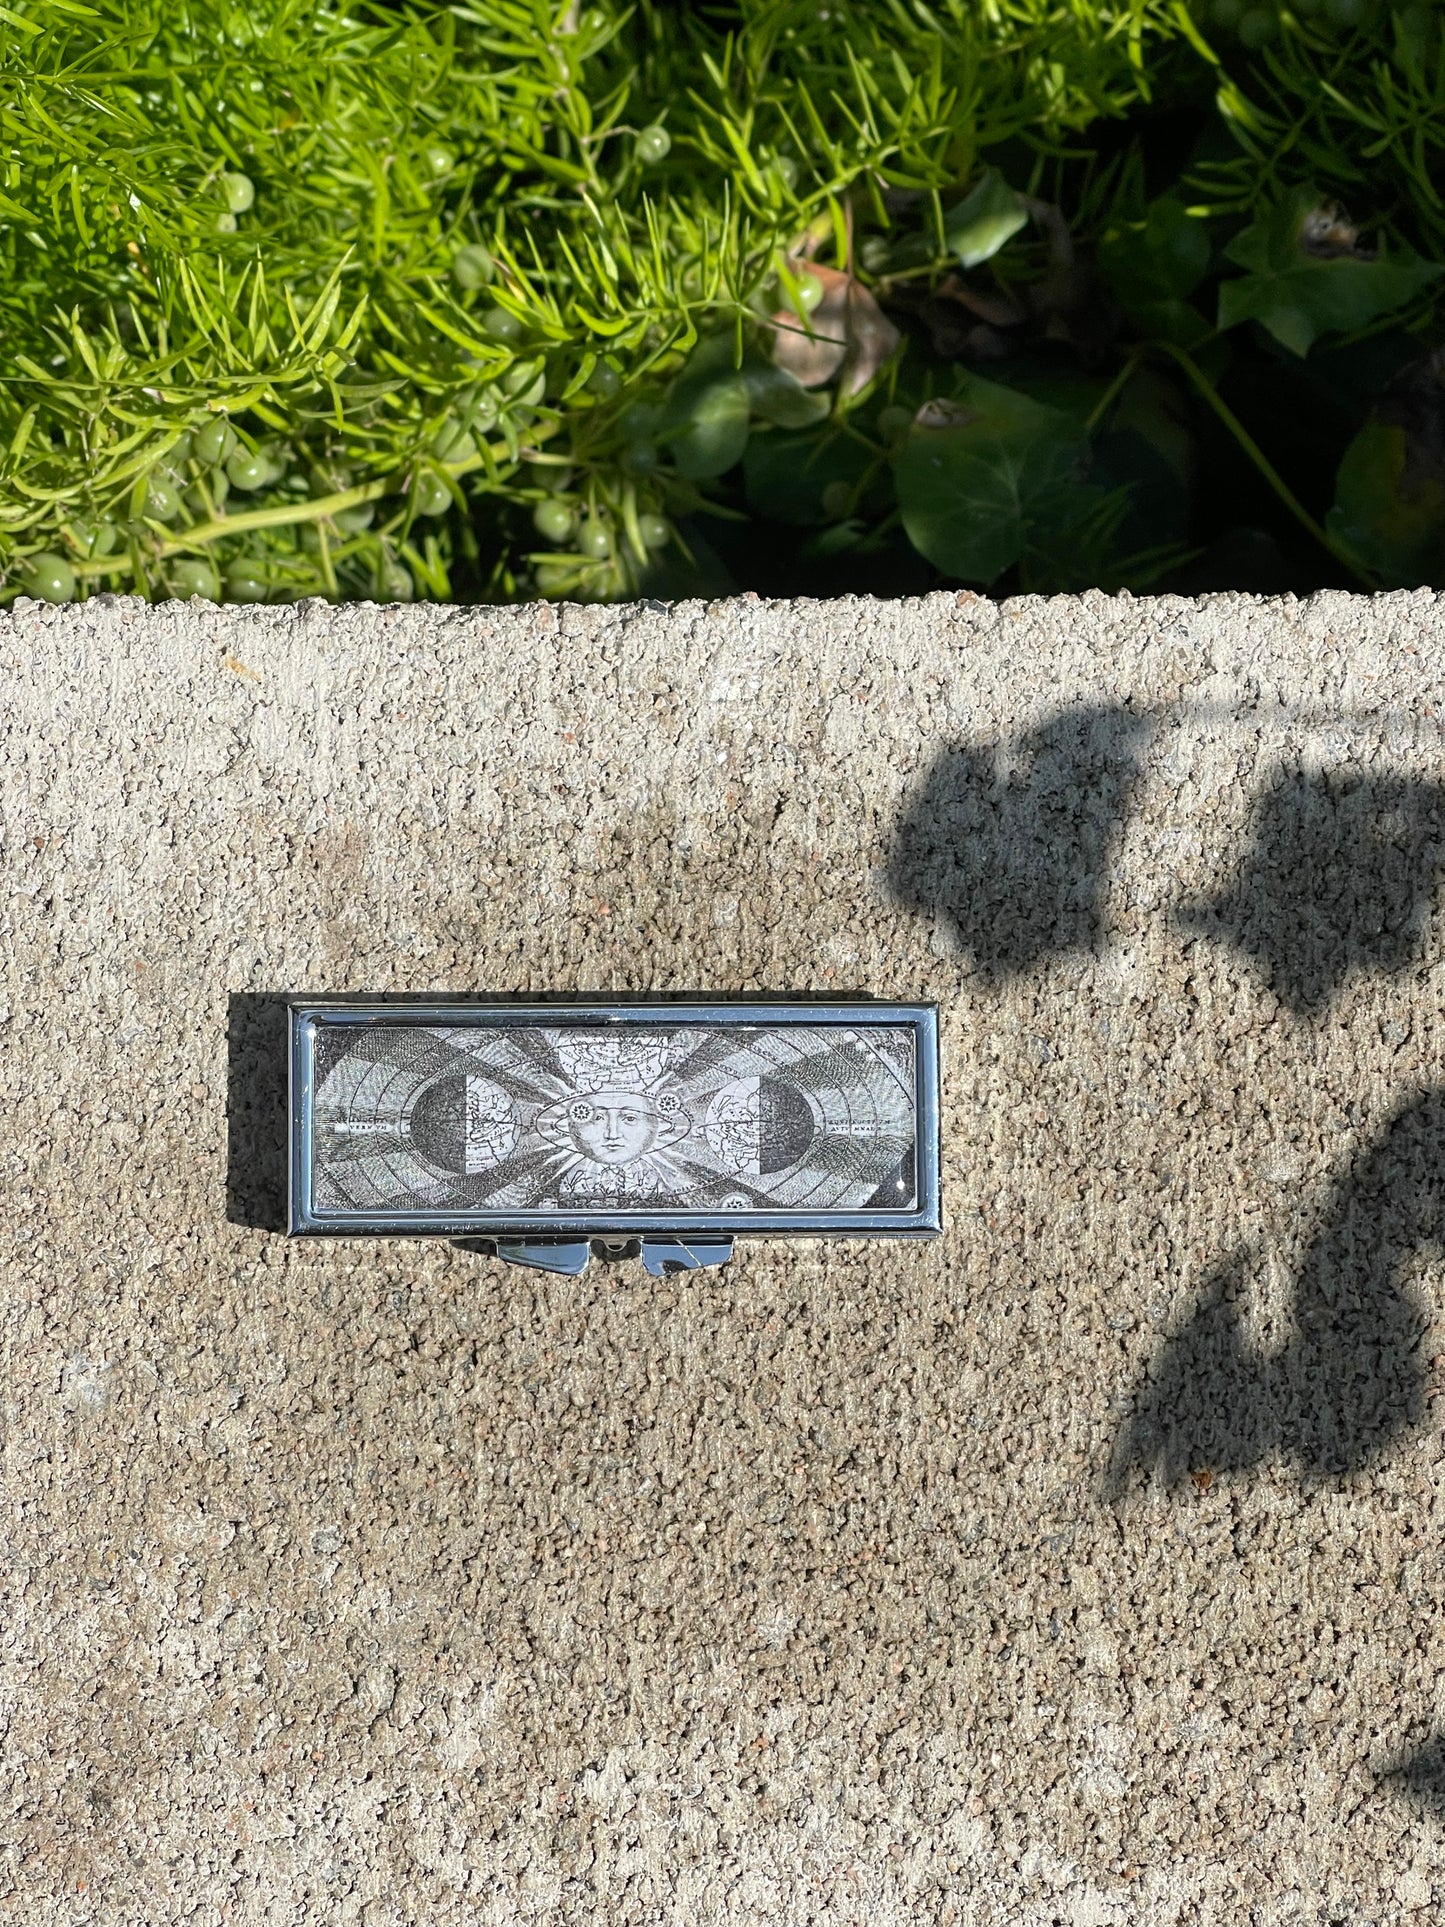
[536,1087,690,1191]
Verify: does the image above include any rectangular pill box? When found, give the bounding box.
[288,998,940,1263]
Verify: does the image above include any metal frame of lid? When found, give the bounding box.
[287,997,941,1248]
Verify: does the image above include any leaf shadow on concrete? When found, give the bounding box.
[885,704,1149,979]
[1107,1088,1445,1495]
[226,992,291,1231]
[1177,766,1445,1014]
[1381,1736,1445,1821]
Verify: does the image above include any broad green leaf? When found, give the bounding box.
[1098,196,1212,347]
[1107,363,1195,489]
[893,379,1088,583]
[1217,188,1443,357]
[744,361,831,428]
[945,170,1029,269]
[743,423,873,526]
[1326,420,1445,588]
[648,333,752,479]
[658,371,747,481]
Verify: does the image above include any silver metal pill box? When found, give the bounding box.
[289,998,940,1274]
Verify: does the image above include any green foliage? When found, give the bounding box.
[1216,186,1441,356]
[1,0,1443,604]
[1098,197,1213,348]
[1327,419,1445,584]
[1183,0,1445,263]
[945,171,1030,270]
[658,338,752,481]
[894,383,1090,583]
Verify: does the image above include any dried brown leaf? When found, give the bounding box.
[771,264,901,397]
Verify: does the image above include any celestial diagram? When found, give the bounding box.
[307,1021,918,1218]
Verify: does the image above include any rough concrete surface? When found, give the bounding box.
[3,586,1445,1927]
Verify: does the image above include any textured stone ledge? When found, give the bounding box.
[3,590,1444,1924]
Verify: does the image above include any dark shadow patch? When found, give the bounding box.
[225,992,292,1231]
[1178,767,1445,1014]
[1381,1735,1445,1822]
[1109,1249,1284,1488]
[887,704,1148,979]
[1109,1089,1445,1493]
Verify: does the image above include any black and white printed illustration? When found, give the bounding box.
[307,1022,918,1218]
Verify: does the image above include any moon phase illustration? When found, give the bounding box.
[704,1076,816,1175]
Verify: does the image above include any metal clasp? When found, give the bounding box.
[453,1237,735,1277]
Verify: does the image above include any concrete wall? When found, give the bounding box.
[3,587,1444,1925]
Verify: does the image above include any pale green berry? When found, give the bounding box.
[637,512,669,550]
[432,419,478,464]
[215,212,238,234]
[503,361,543,397]
[333,502,375,534]
[412,470,452,518]
[422,143,455,178]
[621,442,658,476]
[195,418,237,468]
[482,306,523,343]
[635,125,671,165]
[535,562,572,595]
[25,552,76,602]
[73,519,117,559]
[587,360,622,398]
[226,447,277,491]
[621,401,660,440]
[376,561,413,602]
[220,171,254,213]
[163,430,194,471]
[171,558,220,600]
[533,499,576,544]
[578,518,611,559]
[145,478,183,521]
[185,473,228,518]
[224,563,268,602]
[452,243,495,290]
[790,272,826,315]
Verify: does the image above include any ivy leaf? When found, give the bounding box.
[658,335,751,479]
[1098,196,1212,347]
[744,360,831,428]
[1326,351,1445,586]
[893,379,1088,583]
[1217,188,1443,357]
[944,169,1029,270]
[744,422,874,527]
